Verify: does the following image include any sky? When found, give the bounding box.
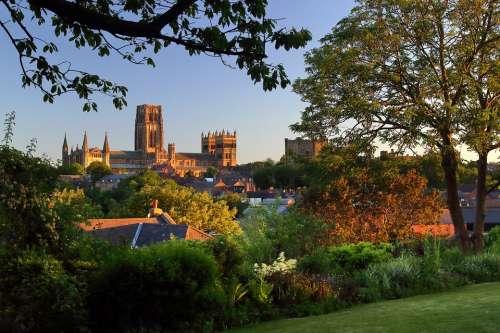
[1,1,495,164]
[0,1,358,164]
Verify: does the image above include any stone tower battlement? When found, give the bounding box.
[201,130,237,167]
[201,129,237,139]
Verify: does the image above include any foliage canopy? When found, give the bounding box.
[1,0,311,110]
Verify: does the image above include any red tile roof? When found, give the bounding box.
[81,217,161,231]
[81,211,213,246]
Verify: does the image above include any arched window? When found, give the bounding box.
[149,130,154,147]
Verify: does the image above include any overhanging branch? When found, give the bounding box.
[28,0,265,59]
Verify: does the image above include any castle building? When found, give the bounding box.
[284,137,326,163]
[63,104,237,176]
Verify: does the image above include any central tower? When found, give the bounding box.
[134,104,164,153]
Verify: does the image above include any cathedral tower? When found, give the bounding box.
[134,104,164,154]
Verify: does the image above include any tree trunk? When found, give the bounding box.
[472,151,488,252]
[440,143,469,252]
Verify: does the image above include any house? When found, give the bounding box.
[58,174,90,188]
[241,195,295,218]
[94,174,132,191]
[211,176,255,195]
[454,186,500,208]
[165,169,256,197]
[82,202,212,247]
[439,207,500,231]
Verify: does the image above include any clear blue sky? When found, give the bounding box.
[0,1,357,164]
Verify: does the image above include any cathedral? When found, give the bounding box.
[62,104,237,176]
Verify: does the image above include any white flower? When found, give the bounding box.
[253,252,297,278]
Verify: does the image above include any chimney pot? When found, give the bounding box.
[149,199,163,216]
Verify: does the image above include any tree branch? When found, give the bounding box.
[28,0,265,58]
[486,180,500,194]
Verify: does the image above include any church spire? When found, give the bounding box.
[82,131,89,152]
[63,133,68,150]
[62,133,69,165]
[103,132,110,153]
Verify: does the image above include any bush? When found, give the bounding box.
[88,241,223,332]
[0,250,86,333]
[299,242,393,275]
[204,236,245,280]
[451,252,500,283]
[298,247,332,275]
[271,273,335,305]
[357,249,470,303]
[329,242,394,273]
[358,256,422,301]
[485,227,500,253]
[241,209,326,265]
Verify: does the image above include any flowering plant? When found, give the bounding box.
[250,252,296,304]
[254,252,297,278]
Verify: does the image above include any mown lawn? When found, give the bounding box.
[228,282,500,333]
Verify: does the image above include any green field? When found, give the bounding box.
[228,282,500,333]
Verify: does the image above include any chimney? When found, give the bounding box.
[148,199,163,217]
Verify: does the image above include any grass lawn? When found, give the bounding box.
[228,282,500,333]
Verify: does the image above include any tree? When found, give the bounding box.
[57,162,84,175]
[456,0,499,249]
[0,144,60,251]
[273,163,304,189]
[86,161,112,183]
[109,178,240,235]
[0,113,85,254]
[465,100,499,250]
[1,0,311,111]
[292,0,498,250]
[303,169,443,245]
[252,164,275,189]
[217,192,248,217]
[204,166,218,178]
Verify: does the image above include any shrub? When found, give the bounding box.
[271,273,336,305]
[329,242,393,273]
[0,250,86,333]
[240,209,326,265]
[485,227,500,253]
[298,247,332,275]
[299,242,393,275]
[88,241,223,332]
[204,236,245,280]
[358,256,421,301]
[451,252,500,283]
[357,250,469,303]
[267,210,326,258]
